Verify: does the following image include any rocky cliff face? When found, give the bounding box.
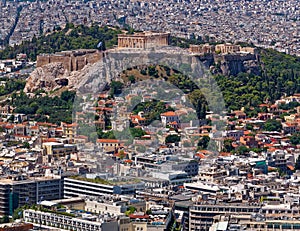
[196,53,260,76]
[24,61,108,94]
[24,62,66,93]
[214,53,261,76]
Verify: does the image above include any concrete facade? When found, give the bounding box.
[0,176,63,217]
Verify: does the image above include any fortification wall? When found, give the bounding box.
[36,50,103,72]
[36,55,51,68]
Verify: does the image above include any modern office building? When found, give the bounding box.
[0,176,63,216]
[64,177,145,198]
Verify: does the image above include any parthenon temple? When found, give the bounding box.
[118,32,170,49]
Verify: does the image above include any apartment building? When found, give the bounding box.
[42,142,77,156]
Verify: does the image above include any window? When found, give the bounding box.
[274,224,280,229]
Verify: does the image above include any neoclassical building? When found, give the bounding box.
[118,32,170,49]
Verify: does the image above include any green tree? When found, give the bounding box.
[148,66,158,77]
[198,136,210,149]
[264,119,282,132]
[246,123,254,130]
[23,142,30,149]
[110,81,123,95]
[128,75,136,83]
[0,215,9,223]
[188,89,207,119]
[130,128,146,138]
[290,133,300,145]
[125,206,136,216]
[165,134,180,143]
[222,139,234,152]
[140,69,147,75]
[61,90,76,102]
[236,145,249,155]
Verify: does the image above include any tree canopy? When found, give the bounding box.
[0,24,122,60]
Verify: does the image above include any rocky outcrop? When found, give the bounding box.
[24,49,105,94]
[24,62,67,93]
[194,53,260,76]
[24,61,108,94]
[214,53,260,76]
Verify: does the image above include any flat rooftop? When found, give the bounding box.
[68,176,143,186]
[0,176,61,185]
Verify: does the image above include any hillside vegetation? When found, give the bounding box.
[0,23,122,61]
[215,48,300,111]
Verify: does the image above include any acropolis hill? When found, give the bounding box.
[27,32,260,93]
[36,32,171,72]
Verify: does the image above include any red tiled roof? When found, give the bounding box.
[160,111,177,117]
[14,135,31,139]
[195,153,206,159]
[62,123,78,128]
[43,138,58,142]
[219,152,231,156]
[37,122,57,127]
[232,143,238,148]
[287,165,295,171]
[129,214,149,219]
[97,139,120,143]
[259,104,269,107]
[75,135,88,139]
